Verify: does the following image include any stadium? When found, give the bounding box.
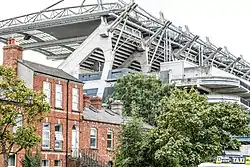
[1,0,250,161]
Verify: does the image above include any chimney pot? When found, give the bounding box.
[8,38,16,45]
[111,100,123,116]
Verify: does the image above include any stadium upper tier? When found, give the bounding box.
[1,0,250,81]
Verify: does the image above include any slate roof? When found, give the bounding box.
[83,107,124,125]
[83,106,153,129]
[18,60,83,84]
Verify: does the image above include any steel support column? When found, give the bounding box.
[107,2,137,32]
[243,69,250,79]
[224,57,241,72]
[203,47,222,65]
[145,21,171,47]
[174,35,199,60]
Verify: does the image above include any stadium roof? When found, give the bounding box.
[1,0,250,80]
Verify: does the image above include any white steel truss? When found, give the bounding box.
[0,0,250,80]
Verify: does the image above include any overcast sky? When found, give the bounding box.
[0,0,249,67]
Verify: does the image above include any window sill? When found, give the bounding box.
[72,110,80,113]
[90,147,98,150]
[41,148,52,151]
[55,107,63,110]
[54,149,63,152]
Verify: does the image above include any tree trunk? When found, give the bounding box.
[2,143,8,167]
[3,153,8,167]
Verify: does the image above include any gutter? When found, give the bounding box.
[66,80,69,167]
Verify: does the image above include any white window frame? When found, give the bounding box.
[8,154,16,167]
[54,124,63,150]
[42,160,49,167]
[54,160,61,167]
[72,88,79,111]
[42,123,50,149]
[107,130,113,150]
[43,81,51,104]
[71,125,79,158]
[90,128,97,149]
[13,114,22,133]
[55,84,62,108]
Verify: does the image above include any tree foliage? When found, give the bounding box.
[115,103,148,167]
[145,88,250,167]
[113,73,171,125]
[0,66,50,167]
[113,74,250,167]
[22,149,41,167]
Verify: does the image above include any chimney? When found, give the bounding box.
[3,38,23,74]
[90,96,102,110]
[83,93,91,108]
[111,100,123,116]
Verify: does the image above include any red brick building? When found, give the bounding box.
[1,39,124,167]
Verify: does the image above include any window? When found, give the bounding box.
[72,88,79,111]
[13,114,22,133]
[107,131,113,150]
[72,125,79,157]
[83,88,98,97]
[8,155,15,167]
[55,124,63,150]
[54,160,61,167]
[43,82,51,104]
[42,123,50,149]
[90,128,97,149]
[42,160,49,167]
[55,84,62,108]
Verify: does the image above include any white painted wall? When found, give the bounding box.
[184,66,212,78]
[17,63,34,89]
[160,61,185,80]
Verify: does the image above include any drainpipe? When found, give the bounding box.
[66,80,69,167]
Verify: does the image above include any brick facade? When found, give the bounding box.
[1,40,121,167]
[81,120,120,162]
[3,38,23,74]
[30,73,84,167]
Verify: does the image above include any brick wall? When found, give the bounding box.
[14,73,85,167]
[81,120,120,163]
[33,73,84,112]
[7,71,122,167]
[3,38,23,74]
[1,38,122,166]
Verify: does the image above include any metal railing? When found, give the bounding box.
[207,94,250,108]
[76,148,107,167]
[172,76,241,86]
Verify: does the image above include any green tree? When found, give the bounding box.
[22,149,41,167]
[0,66,50,167]
[115,103,148,167]
[115,87,250,167]
[146,88,250,167]
[113,73,171,125]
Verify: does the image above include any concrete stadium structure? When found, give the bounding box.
[1,0,250,154]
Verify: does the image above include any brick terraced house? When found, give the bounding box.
[1,39,124,167]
